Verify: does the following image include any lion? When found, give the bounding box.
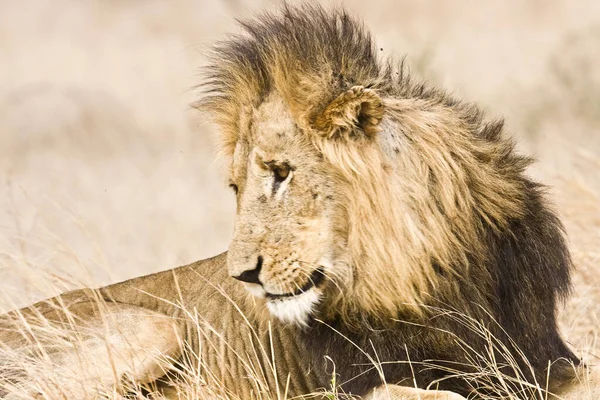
[0,4,594,400]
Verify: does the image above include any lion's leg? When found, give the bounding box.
[0,301,184,398]
[364,384,467,400]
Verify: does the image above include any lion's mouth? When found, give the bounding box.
[266,267,325,300]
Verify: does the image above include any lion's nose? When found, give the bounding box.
[232,255,263,285]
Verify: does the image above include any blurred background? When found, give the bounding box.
[0,0,599,357]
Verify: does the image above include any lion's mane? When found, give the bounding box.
[199,4,578,396]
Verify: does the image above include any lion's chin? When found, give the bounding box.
[266,289,321,326]
[241,282,323,326]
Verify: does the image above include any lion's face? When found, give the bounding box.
[227,96,340,325]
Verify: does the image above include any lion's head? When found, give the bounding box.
[199,5,528,327]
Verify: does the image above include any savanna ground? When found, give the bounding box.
[0,0,599,398]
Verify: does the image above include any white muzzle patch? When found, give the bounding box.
[242,282,266,298]
[266,289,321,326]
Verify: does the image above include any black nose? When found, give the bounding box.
[233,256,263,285]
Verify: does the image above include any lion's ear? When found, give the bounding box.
[314,86,384,139]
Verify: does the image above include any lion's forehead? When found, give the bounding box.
[232,95,314,177]
[251,96,300,152]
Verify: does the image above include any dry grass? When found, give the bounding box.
[0,0,599,398]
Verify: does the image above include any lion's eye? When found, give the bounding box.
[229,183,239,194]
[273,164,291,192]
[274,165,290,182]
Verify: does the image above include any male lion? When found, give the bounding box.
[0,5,593,400]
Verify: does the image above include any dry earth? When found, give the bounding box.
[0,0,599,397]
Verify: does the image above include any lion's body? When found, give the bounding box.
[0,4,593,400]
[0,254,323,398]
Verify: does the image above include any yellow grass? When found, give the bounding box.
[0,0,599,398]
